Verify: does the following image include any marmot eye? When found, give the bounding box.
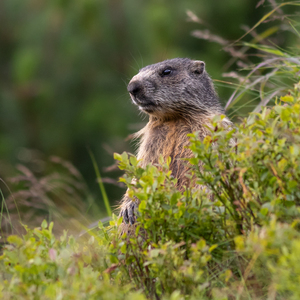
[161,69,172,76]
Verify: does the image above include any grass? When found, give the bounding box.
[190,1,300,119]
[88,148,112,217]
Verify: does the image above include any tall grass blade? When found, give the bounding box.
[88,149,112,217]
[232,1,300,45]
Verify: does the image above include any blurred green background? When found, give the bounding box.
[0,0,286,219]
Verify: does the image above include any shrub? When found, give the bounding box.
[1,87,300,299]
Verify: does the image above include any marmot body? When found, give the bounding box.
[119,58,231,224]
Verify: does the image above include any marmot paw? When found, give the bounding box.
[119,201,139,225]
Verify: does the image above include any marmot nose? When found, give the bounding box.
[127,81,142,96]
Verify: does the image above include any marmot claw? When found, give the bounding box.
[120,201,139,225]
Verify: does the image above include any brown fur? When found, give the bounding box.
[136,115,212,185]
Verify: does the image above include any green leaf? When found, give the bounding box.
[209,244,218,253]
[243,43,286,56]
[280,95,294,103]
[260,207,269,216]
[7,235,23,247]
[139,200,147,211]
[41,219,48,229]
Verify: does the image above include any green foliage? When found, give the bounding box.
[0,220,144,300]
[116,88,300,300]
[237,218,300,300]
[189,89,300,232]
[114,152,220,246]
[2,89,300,299]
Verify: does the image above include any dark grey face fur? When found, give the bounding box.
[127,58,224,119]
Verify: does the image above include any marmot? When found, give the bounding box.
[119,58,232,224]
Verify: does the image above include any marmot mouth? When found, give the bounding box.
[139,104,156,113]
[131,96,156,110]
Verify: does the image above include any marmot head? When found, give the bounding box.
[127,58,224,120]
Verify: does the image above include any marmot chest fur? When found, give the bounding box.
[120,58,231,224]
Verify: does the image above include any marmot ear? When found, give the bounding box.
[191,60,205,75]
